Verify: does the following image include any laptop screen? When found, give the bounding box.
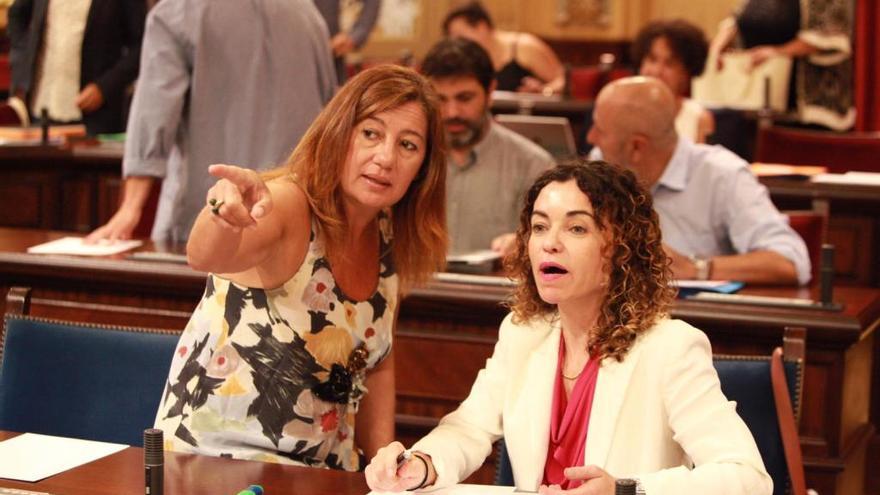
[495,114,577,160]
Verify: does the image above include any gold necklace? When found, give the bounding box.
[562,357,586,380]
[562,368,584,381]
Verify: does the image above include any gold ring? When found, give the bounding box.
[209,200,224,215]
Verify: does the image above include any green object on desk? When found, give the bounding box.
[97,132,126,143]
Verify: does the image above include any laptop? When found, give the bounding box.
[495,114,577,160]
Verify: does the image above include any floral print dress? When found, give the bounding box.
[154,215,398,471]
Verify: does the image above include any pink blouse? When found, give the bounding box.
[542,338,601,489]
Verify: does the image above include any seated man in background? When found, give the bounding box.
[420,38,555,256]
[588,76,810,285]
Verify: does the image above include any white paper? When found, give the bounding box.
[27,237,142,256]
[434,272,516,287]
[0,433,128,482]
[447,249,501,265]
[811,171,880,186]
[370,484,523,495]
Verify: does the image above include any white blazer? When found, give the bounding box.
[412,314,772,495]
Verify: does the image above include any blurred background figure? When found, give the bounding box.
[708,0,855,131]
[632,19,715,143]
[313,0,381,84]
[7,0,146,135]
[442,1,565,95]
[87,0,336,243]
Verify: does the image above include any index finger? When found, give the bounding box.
[209,164,257,187]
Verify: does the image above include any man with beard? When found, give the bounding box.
[421,38,554,256]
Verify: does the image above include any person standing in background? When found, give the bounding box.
[87,0,336,243]
[7,0,146,135]
[313,0,381,84]
[709,0,855,131]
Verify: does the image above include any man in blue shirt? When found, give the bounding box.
[588,76,810,285]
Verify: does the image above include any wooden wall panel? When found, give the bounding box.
[0,182,49,228]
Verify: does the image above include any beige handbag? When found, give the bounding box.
[692,51,792,111]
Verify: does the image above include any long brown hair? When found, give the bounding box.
[505,161,675,361]
[264,65,447,290]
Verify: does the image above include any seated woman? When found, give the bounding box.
[443,1,565,95]
[632,19,715,143]
[365,161,771,494]
[153,65,448,471]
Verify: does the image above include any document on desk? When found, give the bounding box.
[0,433,127,482]
[27,236,142,256]
[811,171,880,186]
[371,484,528,494]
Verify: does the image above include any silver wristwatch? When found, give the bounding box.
[690,255,713,280]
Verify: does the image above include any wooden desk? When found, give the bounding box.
[0,228,876,494]
[5,144,875,285]
[0,431,368,495]
[760,175,880,287]
[0,144,124,233]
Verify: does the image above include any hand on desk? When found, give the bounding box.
[365,441,435,492]
[539,465,616,495]
[85,204,142,243]
[86,176,155,244]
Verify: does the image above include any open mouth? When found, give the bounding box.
[539,262,568,275]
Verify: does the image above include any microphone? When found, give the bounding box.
[819,244,834,307]
[144,428,164,495]
[40,107,49,145]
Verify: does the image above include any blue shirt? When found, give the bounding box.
[591,138,811,284]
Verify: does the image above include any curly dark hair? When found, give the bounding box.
[505,160,675,362]
[631,19,709,77]
[421,37,495,93]
[442,1,494,34]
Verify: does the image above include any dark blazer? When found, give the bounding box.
[7,0,146,135]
